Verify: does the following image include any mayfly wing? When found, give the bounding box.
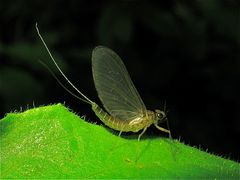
[92,46,147,120]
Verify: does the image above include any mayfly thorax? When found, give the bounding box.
[36,24,171,140]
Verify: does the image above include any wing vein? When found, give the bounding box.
[92,46,147,120]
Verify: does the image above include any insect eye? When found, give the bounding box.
[155,110,165,120]
[157,113,163,118]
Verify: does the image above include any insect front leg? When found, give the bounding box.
[154,124,171,138]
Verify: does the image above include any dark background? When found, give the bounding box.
[0,1,239,161]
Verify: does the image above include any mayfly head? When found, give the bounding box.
[154,109,166,124]
[154,109,171,137]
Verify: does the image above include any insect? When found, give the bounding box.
[36,24,171,140]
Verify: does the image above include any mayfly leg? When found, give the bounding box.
[166,118,172,139]
[138,127,147,141]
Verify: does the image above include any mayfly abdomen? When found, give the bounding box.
[92,102,153,133]
[91,102,127,131]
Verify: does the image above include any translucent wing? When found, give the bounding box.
[92,46,147,120]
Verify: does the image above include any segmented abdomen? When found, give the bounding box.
[91,102,153,132]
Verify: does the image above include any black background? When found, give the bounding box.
[0,1,239,161]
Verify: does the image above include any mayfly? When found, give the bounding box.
[36,24,171,140]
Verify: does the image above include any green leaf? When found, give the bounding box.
[0,104,239,178]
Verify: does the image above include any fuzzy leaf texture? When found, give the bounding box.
[0,104,239,178]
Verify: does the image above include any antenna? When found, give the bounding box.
[36,23,93,104]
